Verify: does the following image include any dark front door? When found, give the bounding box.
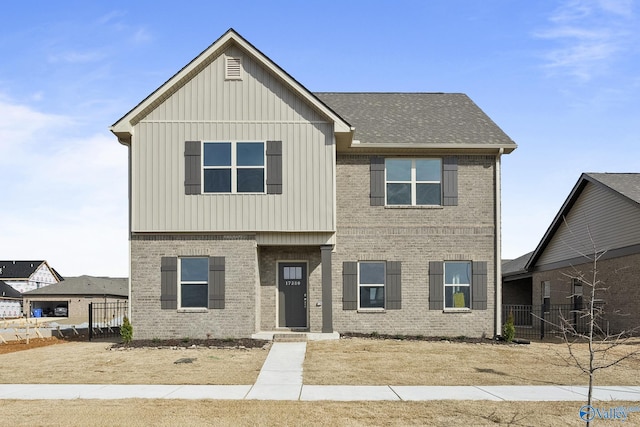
[278,263,307,328]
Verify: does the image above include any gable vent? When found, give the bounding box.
[225,56,242,80]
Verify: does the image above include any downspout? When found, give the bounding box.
[495,148,504,337]
[126,140,133,321]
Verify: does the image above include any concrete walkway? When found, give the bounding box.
[2,340,640,401]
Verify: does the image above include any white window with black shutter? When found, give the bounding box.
[370,156,457,207]
[184,141,282,195]
[342,260,401,310]
[429,260,487,311]
[179,257,209,308]
[160,256,225,310]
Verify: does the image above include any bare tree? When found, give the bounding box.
[544,224,640,426]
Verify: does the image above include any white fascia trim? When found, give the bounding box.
[350,141,516,153]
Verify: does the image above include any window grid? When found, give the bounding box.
[444,261,471,309]
[179,257,209,309]
[385,158,442,205]
[203,141,265,193]
[358,261,386,310]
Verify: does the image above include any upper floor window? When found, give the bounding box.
[203,142,265,193]
[385,158,442,205]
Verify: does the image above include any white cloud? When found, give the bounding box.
[47,50,106,64]
[0,97,128,277]
[131,27,152,44]
[535,0,636,81]
[598,0,634,17]
[0,97,71,157]
[97,10,127,27]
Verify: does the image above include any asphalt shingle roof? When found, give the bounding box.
[502,252,533,278]
[0,261,47,280]
[23,276,128,297]
[314,92,516,147]
[587,173,640,205]
[0,281,22,298]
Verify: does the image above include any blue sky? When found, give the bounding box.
[1,1,638,276]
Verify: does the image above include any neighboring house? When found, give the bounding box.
[506,173,640,336]
[502,252,533,306]
[23,276,128,319]
[110,29,516,340]
[0,280,22,318]
[0,260,63,294]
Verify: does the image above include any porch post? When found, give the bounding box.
[321,245,333,333]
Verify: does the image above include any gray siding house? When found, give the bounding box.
[524,173,640,334]
[111,29,516,340]
[23,276,128,319]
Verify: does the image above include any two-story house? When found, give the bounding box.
[110,29,516,340]
[0,260,62,294]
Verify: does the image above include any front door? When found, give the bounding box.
[278,263,307,328]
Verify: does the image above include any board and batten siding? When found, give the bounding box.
[142,45,326,124]
[130,45,336,233]
[537,182,640,266]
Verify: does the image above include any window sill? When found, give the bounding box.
[357,308,386,313]
[443,308,471,313]
[385,205,443,210]
[177,308,208,313]
[200,192,267,195]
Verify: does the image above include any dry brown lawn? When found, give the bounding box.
[3,336,640,387]
[304,337,640,386]
[3,400,637,426]
[3,336,640,426]
[0,339,269,385]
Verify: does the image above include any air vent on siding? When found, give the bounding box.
[225,56,242,80]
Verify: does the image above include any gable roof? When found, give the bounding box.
[23,276,128,297]
[525,173,640,270]
[502,251,533,281]
[111,28,352,145]
[0,261,62,281]
[315,92,516,153]
[0,281,22,298]
[587,173,640,205]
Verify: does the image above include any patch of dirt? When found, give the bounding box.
[341,331,504,344]
[0,337,66,354]
[111,338,269,349]
[0,337,269,356]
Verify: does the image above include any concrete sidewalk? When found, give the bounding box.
[1,341,640,401]
[1,383,639,401]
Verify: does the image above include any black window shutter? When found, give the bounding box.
[472,261,487,310]
[370,156,385,206]
[160,257,178,309]
[209,257,225,309]
[429,261,444,310]
[386,261,402,310]
[342,262,357,310]
[185,141,201,195]
[266,141,283,194]
[442,156,458,206]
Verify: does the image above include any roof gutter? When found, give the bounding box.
[349,141,516,154]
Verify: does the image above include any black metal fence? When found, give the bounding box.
[502,304,590,340]
[89,301,128,341]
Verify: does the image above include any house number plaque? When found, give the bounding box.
[285,280,301,286]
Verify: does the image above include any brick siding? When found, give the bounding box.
[332,154,498,337]
[130,234,259,339]
[532,252,640,334]
[129,153,500,339]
